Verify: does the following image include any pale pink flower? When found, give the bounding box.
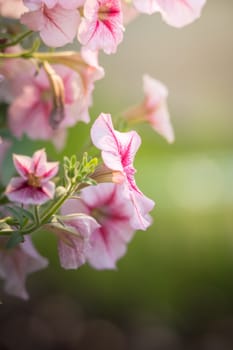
[78,0,124,54]
[0,235,48,299]
[91,113,154,230]
[5,149,59,205]
[143,74,174,143]
[62,183,135,269]
[8,62,99,148]
[21,0,81,47]
[0,46,34,103]
[123,75,174,143]
[0,0,26,18]
[46,213,100,269]
[23,0,85,10]
[133,0,206,27]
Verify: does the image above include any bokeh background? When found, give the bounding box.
[1,1,233,349]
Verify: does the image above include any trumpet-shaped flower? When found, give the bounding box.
[91,113,154,230]
[133,0,206,27]
[46,213,100,269]
[62,183,135,270]
[124,75,174,143]
[143,74,174,142]
[78,0,124,54]
[21,0,81,47]
[0,46,34,104]
[0,235,48,299]
[5,149,58,205]
[8,61,102,149]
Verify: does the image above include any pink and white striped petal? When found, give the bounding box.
[21,4,80,47]
[78,0,124,54]
[5,177,55,205]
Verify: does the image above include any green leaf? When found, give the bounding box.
[82,178,97,186]
[6,206,34,226]
[6,231,24,249]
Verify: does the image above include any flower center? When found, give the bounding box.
[98,3,119,21]
[98,5,110,20]
[28,173,41,188]
[91,207,109,224]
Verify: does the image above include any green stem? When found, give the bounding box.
[40,190,71,224]
[0,38,40,59]
[0,30,33,49]
[20,185,75,236]
[34,206,40,226]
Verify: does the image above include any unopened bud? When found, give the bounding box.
[91,164,125,184]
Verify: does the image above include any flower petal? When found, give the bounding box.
[40,5,80,47]
[13,154,32,179]
[5,177,55,205]
[0,236,48,300]
[32,149,59,181]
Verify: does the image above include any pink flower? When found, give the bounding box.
[91,113,154,230]
[0,235,48,299]
[133,0,206,27]
[7,61,101,149]
[123,75,174,143]
[5,149,59,205]
[0,46,34,103]
[21,0,81,47]
[142,74,174,143]
[78,0,124,54]
[46,213,100,269]
[62,183,135,269]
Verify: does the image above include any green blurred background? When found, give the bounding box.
[1,1,233,349]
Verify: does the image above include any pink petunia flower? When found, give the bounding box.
[62,183,135,269]
[0,46,34,104]
[143,74,174,142]
[7,60,102,149]
[5,149,59,205]
[78,0,124,54]
[91,113,154,230]
[132,0,206,27]
[124,74,174,143]
[46,213,100,269]
[0,235,48,299]
[21,0,82,47]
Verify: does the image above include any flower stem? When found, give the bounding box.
[34,206,40,226]
[20,185,75,236]
[0,30,33,49]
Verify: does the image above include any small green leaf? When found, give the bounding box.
[6,231,24,249]
[6,206,34,226]
[82,178,97,186]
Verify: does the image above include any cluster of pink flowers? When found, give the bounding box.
[0,0,206,299]
[1,0,206,49]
